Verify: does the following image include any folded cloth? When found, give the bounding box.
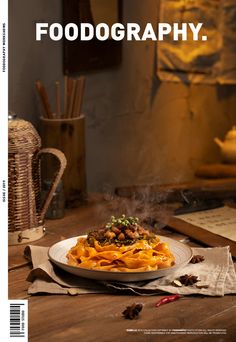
[24,245,236,296]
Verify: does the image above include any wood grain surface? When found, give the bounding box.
[115,178,236,202]
[195,164,236,179]
[27,295,235,342]
[8,195,236,342]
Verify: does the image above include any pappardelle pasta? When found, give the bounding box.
[66,215,175,272]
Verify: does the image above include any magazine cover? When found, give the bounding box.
[1,0,236,341]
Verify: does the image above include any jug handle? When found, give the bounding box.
[38,148,67,222]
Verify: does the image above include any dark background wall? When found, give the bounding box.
[9,0,236,191]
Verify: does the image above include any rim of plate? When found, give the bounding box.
[48,235,193,275]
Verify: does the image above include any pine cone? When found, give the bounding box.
[190,255,205,264]
[122,303,143,320]
[179,274,199,286]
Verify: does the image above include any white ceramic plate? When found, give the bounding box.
[48,235,193,282]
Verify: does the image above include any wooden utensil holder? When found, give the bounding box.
[40,116,86,207]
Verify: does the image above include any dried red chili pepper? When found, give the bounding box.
[155,294,181,307]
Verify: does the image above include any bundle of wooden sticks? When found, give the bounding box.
[35,76,86,119]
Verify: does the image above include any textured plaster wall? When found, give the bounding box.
[9,0,236,192]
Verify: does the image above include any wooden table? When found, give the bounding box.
[9,198,236,342]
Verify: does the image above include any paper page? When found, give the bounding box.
[175,206,236,242]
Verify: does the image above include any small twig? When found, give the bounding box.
[63,75,68,118]
[55,81,61,118]
[35,80,53,119]
[68,79,76,118]
[72,79,80,118]
[77,76,86,117]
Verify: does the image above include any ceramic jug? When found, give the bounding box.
[214,126,236,164]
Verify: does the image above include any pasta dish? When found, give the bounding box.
[66,215,175,272]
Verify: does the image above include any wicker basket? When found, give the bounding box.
[8,113,67,245]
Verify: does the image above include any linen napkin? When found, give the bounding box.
[24,245,236,296]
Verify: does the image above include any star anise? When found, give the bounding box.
[122,303,143,320]
[179,274,199,286]
[190,255,205,264]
